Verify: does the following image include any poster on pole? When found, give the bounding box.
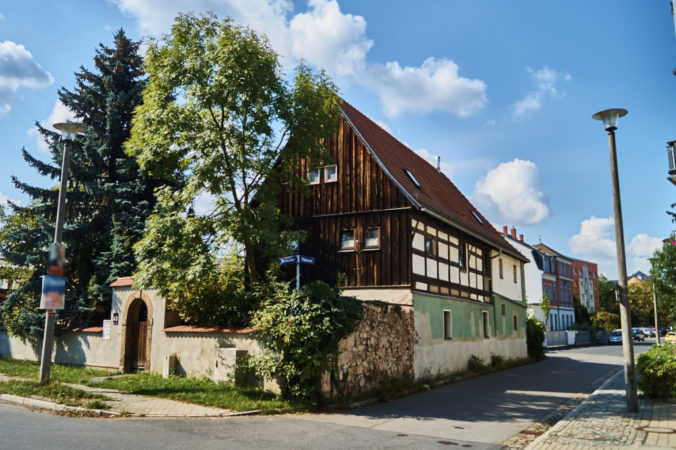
[39,275,66,310]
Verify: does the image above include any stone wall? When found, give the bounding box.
[323,302,415,399]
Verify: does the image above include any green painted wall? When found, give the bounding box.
[414,292,526,340]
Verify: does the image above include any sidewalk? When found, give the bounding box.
[527,370,676,449]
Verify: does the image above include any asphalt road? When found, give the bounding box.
[0,343,653,450]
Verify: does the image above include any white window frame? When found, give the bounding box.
[324,164,338,183]
[443,310,452,340]
[364,227,380,249]
[308,169,320,185]
[339,229,355,251]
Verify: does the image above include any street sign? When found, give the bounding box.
[39,275,66,310]
[279,255,298,265]
[299,256,315,265]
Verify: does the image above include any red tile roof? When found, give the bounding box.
[71,326,103,333]
[163,325,256,334]
[341,101,526,262]
[110,277,134,287]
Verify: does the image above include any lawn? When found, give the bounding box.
[88,372,302,414]
[0,357,119,383]
[0,379,111,408]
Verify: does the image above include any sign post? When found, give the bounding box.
[278,254,315,292]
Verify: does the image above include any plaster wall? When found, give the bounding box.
[342,288,413,305]
[491,253,524,302]
[412,292,527,379]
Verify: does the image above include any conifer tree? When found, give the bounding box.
[0,30,160,337]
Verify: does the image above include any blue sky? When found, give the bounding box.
[1,1,675,277]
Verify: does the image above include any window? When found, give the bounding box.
[470,210,483,224]
[513,265,517,283]
[364,227,380,249]
[482,311,489,338]
[443,310,452,339]
[425,236,437,257]
[513,315,518,331]
[501,304,506,316]
[459,243,466,270]
[499,259,503,279]
[308,169,320,185]
[324,165,338,183]
[340,229,355,250]
[404,169,421,188]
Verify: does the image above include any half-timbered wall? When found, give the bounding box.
[410,214,491,302]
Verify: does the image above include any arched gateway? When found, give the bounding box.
[119,292,153,371]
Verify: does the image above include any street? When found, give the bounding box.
[0,343,652,449]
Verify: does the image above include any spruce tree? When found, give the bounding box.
[1,30,159,337]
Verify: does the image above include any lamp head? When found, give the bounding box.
[592,108,627,131]
[53,121,84,141]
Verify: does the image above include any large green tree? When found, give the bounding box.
[128,13,340,323]
[1,30,160,337]
[649,236,676,326]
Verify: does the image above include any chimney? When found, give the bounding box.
[510,227,517,239]
[436,155,441,172]
[519,234,524,242]
[503,225,508,234]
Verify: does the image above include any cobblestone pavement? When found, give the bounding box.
[526,371,676,449]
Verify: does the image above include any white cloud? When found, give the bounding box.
[28,100,77,152]
[414,148,454,179]
[0,41,53,115]
[628,234,662,274]
[112,0,487,118]
[471,159,549,226]
[513,66,570,117]
[365,58,487,118]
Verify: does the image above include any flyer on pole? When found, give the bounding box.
[39,275,66,310]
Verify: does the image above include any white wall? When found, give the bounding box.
[491,253,523,302]
[506,238,543,305]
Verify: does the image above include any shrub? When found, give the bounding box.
[636,343,676,399]
[467,355,485,372]
[490,354,504,367]
[527,317,545,360]
[247,278,363,404]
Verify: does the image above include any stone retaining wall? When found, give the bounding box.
[323,302,415,398]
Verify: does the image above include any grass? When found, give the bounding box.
[0,379,111,408]
[88,372,302,414]
[0,357,119,384]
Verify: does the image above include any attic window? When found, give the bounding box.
[404,170,421,188]
[471,210,483,224]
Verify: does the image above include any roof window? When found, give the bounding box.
[471,210,483,224]
[404,169,421,188]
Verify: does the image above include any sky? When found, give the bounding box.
[1,0,675,278]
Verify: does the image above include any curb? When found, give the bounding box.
[523,368,623,450]
[0,393,120,416]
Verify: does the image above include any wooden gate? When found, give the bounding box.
[136,320,147,369]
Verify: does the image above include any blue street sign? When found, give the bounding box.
[279,255,298,265]
[299,256,315,265]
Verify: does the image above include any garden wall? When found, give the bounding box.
[322,302,415,398]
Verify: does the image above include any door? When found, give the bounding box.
[136,320,147,369]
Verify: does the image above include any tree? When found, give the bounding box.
[128,13,341,319]
[573,294,591,325]
[628,281,659,327]
[649,236,676,326]
[540,293,553,329]
[598,275,619,315]
[1,30,160,337]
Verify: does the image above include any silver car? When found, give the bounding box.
[609,329,622,344]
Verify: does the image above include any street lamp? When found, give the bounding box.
[38,121,84,384]
[592,108,638,413]
[666,141,676,185]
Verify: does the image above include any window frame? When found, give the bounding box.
[425,236,437,257]
[513,264,517,283]
[482,311,490,339]
[499,258,503,279]
[364,227,380,250]
[443,310,452,340]
[501,304,506,316]
[339,228,356,251]
[513,315,518,331]
[324,164,338,183]
[308,169,321,185]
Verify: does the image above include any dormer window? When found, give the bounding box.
[404,169,421,188]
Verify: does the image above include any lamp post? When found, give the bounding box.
[38,121,84,384]
[592,108,638,413]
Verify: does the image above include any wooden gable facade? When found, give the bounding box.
[279,100,526,303]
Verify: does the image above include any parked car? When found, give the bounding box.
[609,329,622,344]
[632,328,645,342]
[659,328,668,337]
[665,332,676,344]
[641,327,654,337]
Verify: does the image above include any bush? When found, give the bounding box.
[247,278,363,404]
[527,317,545,360]
[636,343,676,399]
[467,355,485,372]
[490,354,504,367]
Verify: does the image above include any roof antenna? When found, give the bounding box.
[436,155,441,172]
[538,235,542,243]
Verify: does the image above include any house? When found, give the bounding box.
[571,259,600,313]
[628,271,649,286]
[279,100,529,378]
[533,243,575,330]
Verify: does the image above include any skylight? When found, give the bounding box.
[404,169,421,188]
[471,210,483,224]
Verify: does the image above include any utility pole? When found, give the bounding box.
[652,284,661,345]
[38,122,83,384]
